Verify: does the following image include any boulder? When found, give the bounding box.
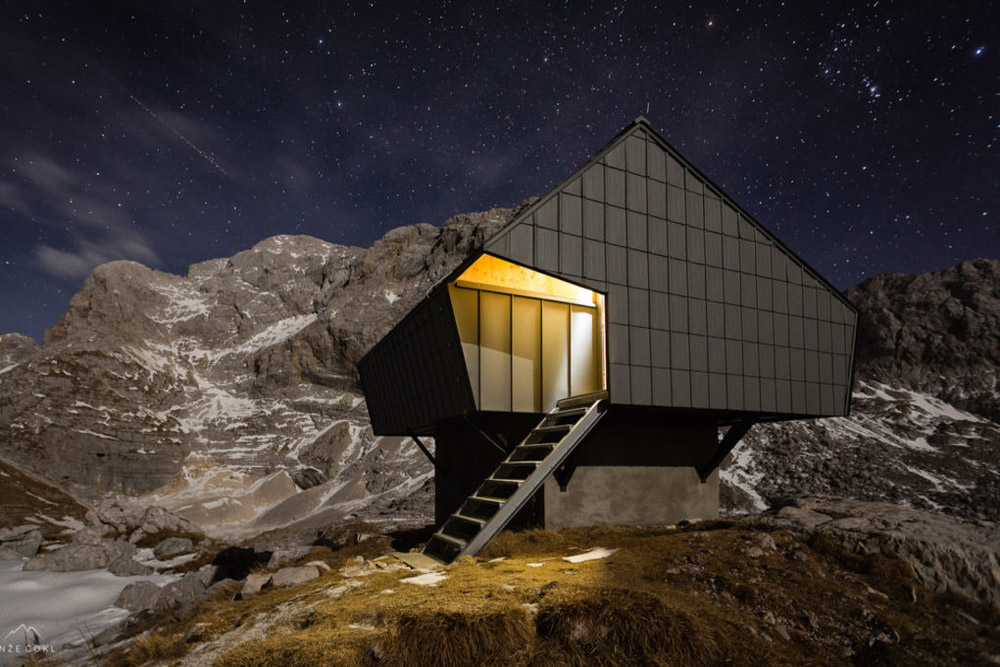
[305,560,332,573]
[266,546,312,569]
[161,565,218,620]
[271,565,320,588]
[0,525,42,559]
[108,556,152,576]
[86,498,201,540]
[154,537,194,559]
[22,537,141,574]
[241,573,273,597]
[140,505,198,537]
[114,581,166,615]
[23,544,111,572]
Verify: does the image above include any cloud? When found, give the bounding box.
[0,181,32,216]
[35,233,160,280]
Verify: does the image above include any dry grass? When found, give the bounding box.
[103,522,1000,666]
[119,632,185,665]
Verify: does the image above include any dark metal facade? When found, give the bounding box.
[358,287,474,435]
[482,118,857,417]
[359,117,857,435]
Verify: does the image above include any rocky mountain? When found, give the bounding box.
[722,259,1000,523]
[0,206,518,538]
[0,204,997,538]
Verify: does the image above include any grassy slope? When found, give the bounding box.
[103,521,1000,666]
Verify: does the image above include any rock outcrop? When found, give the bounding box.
[760,496,1000,611]
[0,524,42,558]
[847,259,1000,421]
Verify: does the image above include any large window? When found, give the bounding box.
[449,255,605,412]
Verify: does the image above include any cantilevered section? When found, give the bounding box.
[357,116,858,552]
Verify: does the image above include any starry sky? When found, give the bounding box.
[1,1,997,342]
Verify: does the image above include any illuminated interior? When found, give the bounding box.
[449,254,607,412]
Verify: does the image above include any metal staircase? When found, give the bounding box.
[422,391,608,563]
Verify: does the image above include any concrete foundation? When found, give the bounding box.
[433,407,721,531]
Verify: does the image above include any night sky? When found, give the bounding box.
[2,2,997,342]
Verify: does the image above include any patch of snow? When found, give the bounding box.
[75,428,116,441]
[23,492,56,507]
[384,290,400,304]
[191,313,318,364]
[563,547,618,563]
[720,438,768,513]
[0,363,19,375]
[907,436,937,453]
[35,516,86,534]
[400,572,447,586]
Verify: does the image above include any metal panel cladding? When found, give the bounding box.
[358,287,475,435]
[483,118,857,418]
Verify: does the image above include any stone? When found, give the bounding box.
[305,560,331,573]
[271,565,321,588]
[0,525,42,559]
[108,556,152,576]
[267,546,312,569]
[241,573,273,597]
[114,581,165,614]
[161,566,217,620]
[23,543,110,572]
[154,537,194,559]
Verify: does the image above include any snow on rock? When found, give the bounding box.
[722,379,1000,521]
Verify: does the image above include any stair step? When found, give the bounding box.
[531,424,572,435]
[551,406,587,418]
[508,446,554,463]
[424,534,464,563]
[479,479,520,499]
[442,514,485,542]
[460,496,505,521]
[525,428,569,445]
[557,390,608,409]
[494,462,538,480]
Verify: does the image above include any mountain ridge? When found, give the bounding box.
[0,209,997,538]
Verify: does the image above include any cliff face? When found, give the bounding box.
[847,259,1000,421]
[0,208,515,536]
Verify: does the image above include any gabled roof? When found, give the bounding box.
[361,116,858,427]
[480,116,855,315]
